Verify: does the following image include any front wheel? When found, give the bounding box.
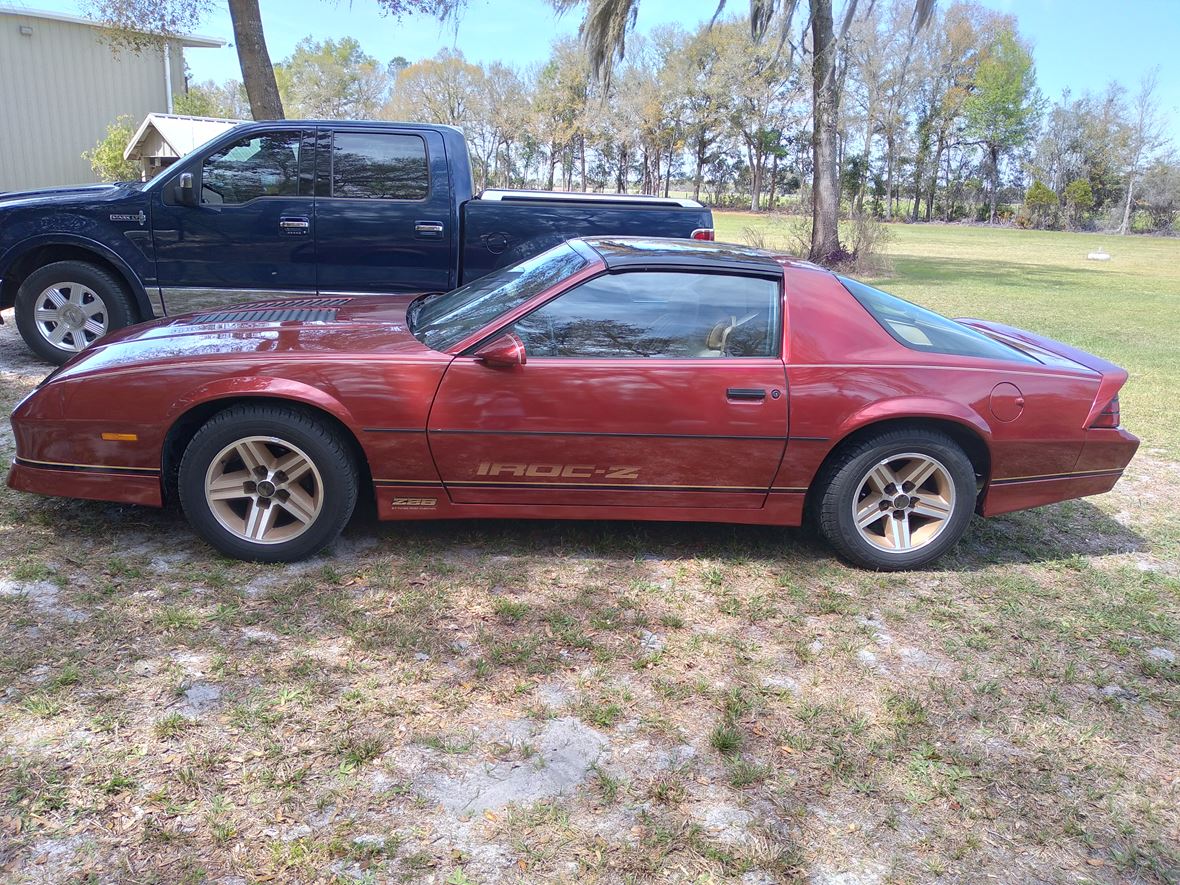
[15,261,136,364]
[816,428,977,570]
[178,404,359,562]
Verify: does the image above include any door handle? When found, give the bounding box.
[415,220,445,238]
[726,388,767,401]
[279,216,310,235]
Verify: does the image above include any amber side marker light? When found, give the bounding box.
[101,432,139,442]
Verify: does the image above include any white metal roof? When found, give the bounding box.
[124,113,243,161]
[0,5,225,47]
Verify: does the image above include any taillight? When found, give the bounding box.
[1090,395,1121,428]
[691,228,714,241]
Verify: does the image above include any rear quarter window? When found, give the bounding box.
[839,276,1037,363]
[330,132,429,200]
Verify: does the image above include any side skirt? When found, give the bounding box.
[374,483,805,526]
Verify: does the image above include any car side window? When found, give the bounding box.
[330,133,429,200]
[200,132,302,205]
[512,271,780,359]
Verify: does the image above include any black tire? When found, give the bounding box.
[178,404,358,563]
[816,428,977,571]
[15,260,137,364]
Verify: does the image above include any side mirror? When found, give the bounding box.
[174,171,197,207]
[474,333,526,368]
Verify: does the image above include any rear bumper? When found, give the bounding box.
[982,427,1139,516]
[7,458,162,507]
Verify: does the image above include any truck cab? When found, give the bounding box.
[0,120,712,363]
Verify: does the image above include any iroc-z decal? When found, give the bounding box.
[475,462,641,480]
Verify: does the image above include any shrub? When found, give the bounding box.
[83,115,139,182]
[1024,179,1058,229]
[1063,178,1094,229]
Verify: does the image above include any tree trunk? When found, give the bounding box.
[546,142,556,191]
[749,155,762,212]
[616,145,627,193]
[988,144,999,225]
[693,138,705,202]
[579,136,587,191]
[1119,174,1135,235]
[664,141,674,198]
[810,0,841,261]
[884,132,895,220]
[944,148,953,222]
[910,161,921,222]
[855,117,872,215]
[227,0,283,120]
[925,136,944,221]
[767,153,779,210]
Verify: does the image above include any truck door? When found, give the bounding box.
[151,128,318,314]
[313,127,456,294]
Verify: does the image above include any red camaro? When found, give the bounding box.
[8,238,1138,569]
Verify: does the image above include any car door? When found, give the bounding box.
[313,127,456,294]
[427,269,789,509]
[152,128,317,313]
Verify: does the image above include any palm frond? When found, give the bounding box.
[561,0,640,85]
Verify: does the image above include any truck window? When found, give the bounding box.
[200,132,302,205]
[330,133,429,200]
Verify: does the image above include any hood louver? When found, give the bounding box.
[238,297,353,309]
[193,308,339,324]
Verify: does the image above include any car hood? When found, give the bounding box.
[0,182,143,209]
[49,294,440,381]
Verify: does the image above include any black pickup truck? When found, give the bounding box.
[0,120,713,363]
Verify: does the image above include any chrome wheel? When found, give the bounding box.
[33,282,109,352]
[204,436,324,545]
[852,452,955,554]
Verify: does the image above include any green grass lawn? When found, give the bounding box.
[716,212,1180,457]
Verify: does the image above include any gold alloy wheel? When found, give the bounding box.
[204,436,324,545]
[852,452,956,553]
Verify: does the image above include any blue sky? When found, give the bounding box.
[16,0,1180,144]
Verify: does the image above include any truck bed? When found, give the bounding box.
[460,190,713,283]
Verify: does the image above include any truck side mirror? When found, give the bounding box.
[174,172,197,207]
[474,333,526,368]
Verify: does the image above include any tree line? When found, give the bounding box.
[95,0,1179,237]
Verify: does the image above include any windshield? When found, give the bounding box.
[839,276,1037,363]
[410,243,589,351]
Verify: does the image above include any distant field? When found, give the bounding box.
[715,212,1180,457]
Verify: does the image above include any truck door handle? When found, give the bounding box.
[726,388,766,401]
[415,220,445,238]
[279,216,310,235]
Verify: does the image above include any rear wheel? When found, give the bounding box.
[15,260,136,364]
[816,428,977,570]
[178,404,358,562]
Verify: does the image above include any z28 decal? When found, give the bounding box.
[475,462,641,480]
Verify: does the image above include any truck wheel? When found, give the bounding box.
[178,404,359,563]
[15,261,136,364]
[816,428,977,571]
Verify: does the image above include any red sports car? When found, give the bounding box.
[7,237,1138,569]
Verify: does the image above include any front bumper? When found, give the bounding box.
[7,457,162,507]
